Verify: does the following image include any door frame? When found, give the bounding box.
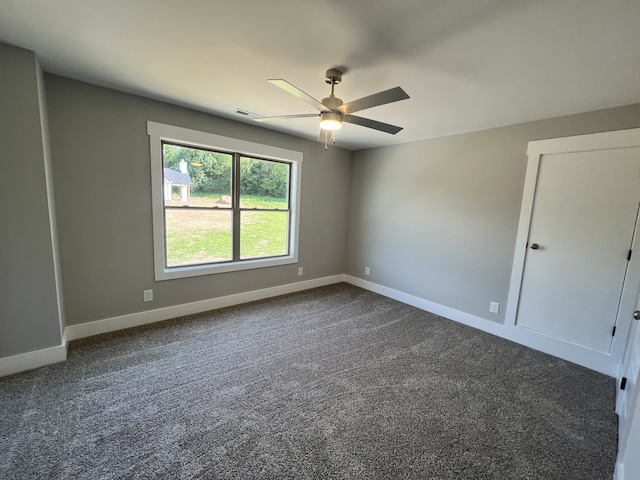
[505,128,640,376]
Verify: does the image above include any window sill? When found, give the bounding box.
[155,255,298,281]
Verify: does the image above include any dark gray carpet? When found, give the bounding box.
[1,283,617,479]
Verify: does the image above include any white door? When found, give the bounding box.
[516,148,640,353]
[622,407,640,480]
[617,308,640,477]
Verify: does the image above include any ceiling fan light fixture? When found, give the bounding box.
[319,111,342,131]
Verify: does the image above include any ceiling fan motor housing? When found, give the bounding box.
[322,96,343,109]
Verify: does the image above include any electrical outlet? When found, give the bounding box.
[489,301,500,314]
[144,289,153,302]
[365,267,370,275]
[298,267,304,276]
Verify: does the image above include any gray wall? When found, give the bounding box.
[45,75,351,326]
[0,44,63,356]
[4,40,640,362]
[346,104,640,323]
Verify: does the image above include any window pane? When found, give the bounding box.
[165,209,232,266]
[163,143,232,207]
[240,211,289,259]
[239,156,290,209]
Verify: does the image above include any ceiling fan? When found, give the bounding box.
[254,68,410,144]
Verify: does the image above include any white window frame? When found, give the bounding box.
[148,121,302,281]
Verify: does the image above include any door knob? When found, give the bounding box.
[530,243,540,250]
[634,311,640,320]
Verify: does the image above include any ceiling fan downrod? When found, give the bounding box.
[322,69,344,111]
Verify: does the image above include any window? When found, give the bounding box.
[148,122,302,280]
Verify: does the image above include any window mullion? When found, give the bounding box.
[232,153,241,261]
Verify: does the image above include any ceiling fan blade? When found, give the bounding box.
[268,79,329,112]
[254,113,319,122]
[339,87,409,115]
[343,115,404,135]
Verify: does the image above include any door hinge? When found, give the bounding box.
[612,326,617,336]
[628,250,633,261]
[621,377,627,390]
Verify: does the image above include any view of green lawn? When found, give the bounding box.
[165,193,289,267]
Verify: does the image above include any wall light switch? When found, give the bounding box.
[490,301,500,314]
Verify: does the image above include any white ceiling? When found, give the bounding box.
[2,0,640,150]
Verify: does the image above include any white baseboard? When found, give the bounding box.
[344,275,617,377]
[614,463,623,480]
[345,275,506,334]
[0,275,344,377]
[66,275,345,341]
[0,274,618,379]
[0,340,67,377]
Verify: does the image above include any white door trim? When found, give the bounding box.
[505,128,640,373]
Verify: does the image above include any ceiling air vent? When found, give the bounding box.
[234,109,262,120]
